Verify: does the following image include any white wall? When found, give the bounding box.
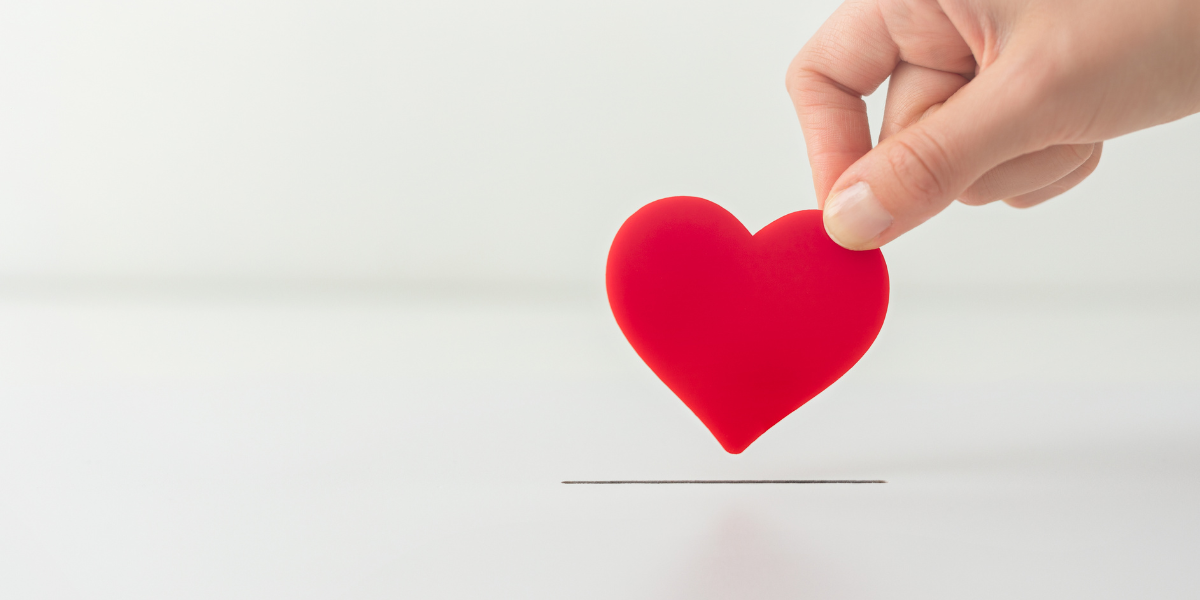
[1,0,1197,288]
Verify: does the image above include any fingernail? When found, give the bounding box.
[823,182,892,250]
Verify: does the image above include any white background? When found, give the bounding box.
[0,1,1198,598]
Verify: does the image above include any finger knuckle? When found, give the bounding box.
[881,129,954,209]
[785,55,835,104]
[784,66,820,102]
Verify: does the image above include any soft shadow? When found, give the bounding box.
[663,507,863,600]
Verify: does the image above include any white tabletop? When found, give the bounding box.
[0,283,1196,599]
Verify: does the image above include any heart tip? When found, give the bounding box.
[713,430,763,454]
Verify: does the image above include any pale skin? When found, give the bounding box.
[787,0,1200,250]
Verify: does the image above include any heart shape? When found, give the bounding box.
[606,197,889,453]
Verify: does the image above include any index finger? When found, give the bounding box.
[786,0,899,205]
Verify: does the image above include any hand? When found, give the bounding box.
[787,0,1200,250]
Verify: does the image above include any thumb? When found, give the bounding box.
[822,62,1046,250]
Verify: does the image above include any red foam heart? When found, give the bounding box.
[606,197,889,453]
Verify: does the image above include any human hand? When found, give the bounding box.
[787,0,1200,250]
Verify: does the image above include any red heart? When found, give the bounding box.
[606,197,889,453]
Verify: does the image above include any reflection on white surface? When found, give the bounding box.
[0,284,1197,598]
[664,508,855,600]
